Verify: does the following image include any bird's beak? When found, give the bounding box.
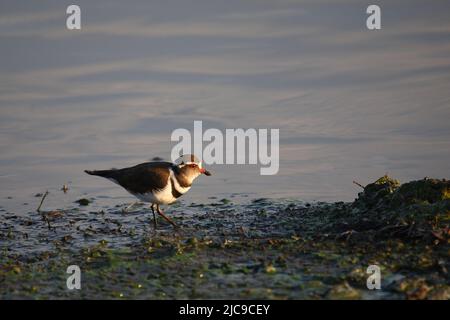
[200,168,211,176]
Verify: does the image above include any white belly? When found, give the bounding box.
[133,182,177,205]
[125,168,191,205]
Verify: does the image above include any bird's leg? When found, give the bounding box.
[156,204,178,228]
[151,203,157,229]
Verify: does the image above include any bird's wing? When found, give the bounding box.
[112,162,172,194]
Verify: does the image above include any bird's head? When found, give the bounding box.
[175,154,211,181]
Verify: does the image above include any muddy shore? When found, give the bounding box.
[1,176,449,299]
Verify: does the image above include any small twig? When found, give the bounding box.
[61,184,69,193]
[352,180,365,189]
[36,191,54,230]
[37,191,49,212]
[336,229,358,241]
[44,216,53,230]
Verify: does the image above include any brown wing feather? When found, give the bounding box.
[92,162,172,194]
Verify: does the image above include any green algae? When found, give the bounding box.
[1,176,449,299]
[75,198,91,206]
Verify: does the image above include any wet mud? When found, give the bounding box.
[0,176,449,299]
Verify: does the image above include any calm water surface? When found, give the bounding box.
[1,0,450,213]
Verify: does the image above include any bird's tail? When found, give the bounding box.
[84,169,116,178]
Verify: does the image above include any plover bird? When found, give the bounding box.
[85,154,211,228]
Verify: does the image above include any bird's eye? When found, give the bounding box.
[189,164,197,168]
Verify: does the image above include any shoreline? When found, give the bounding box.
[0,176,449,299]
